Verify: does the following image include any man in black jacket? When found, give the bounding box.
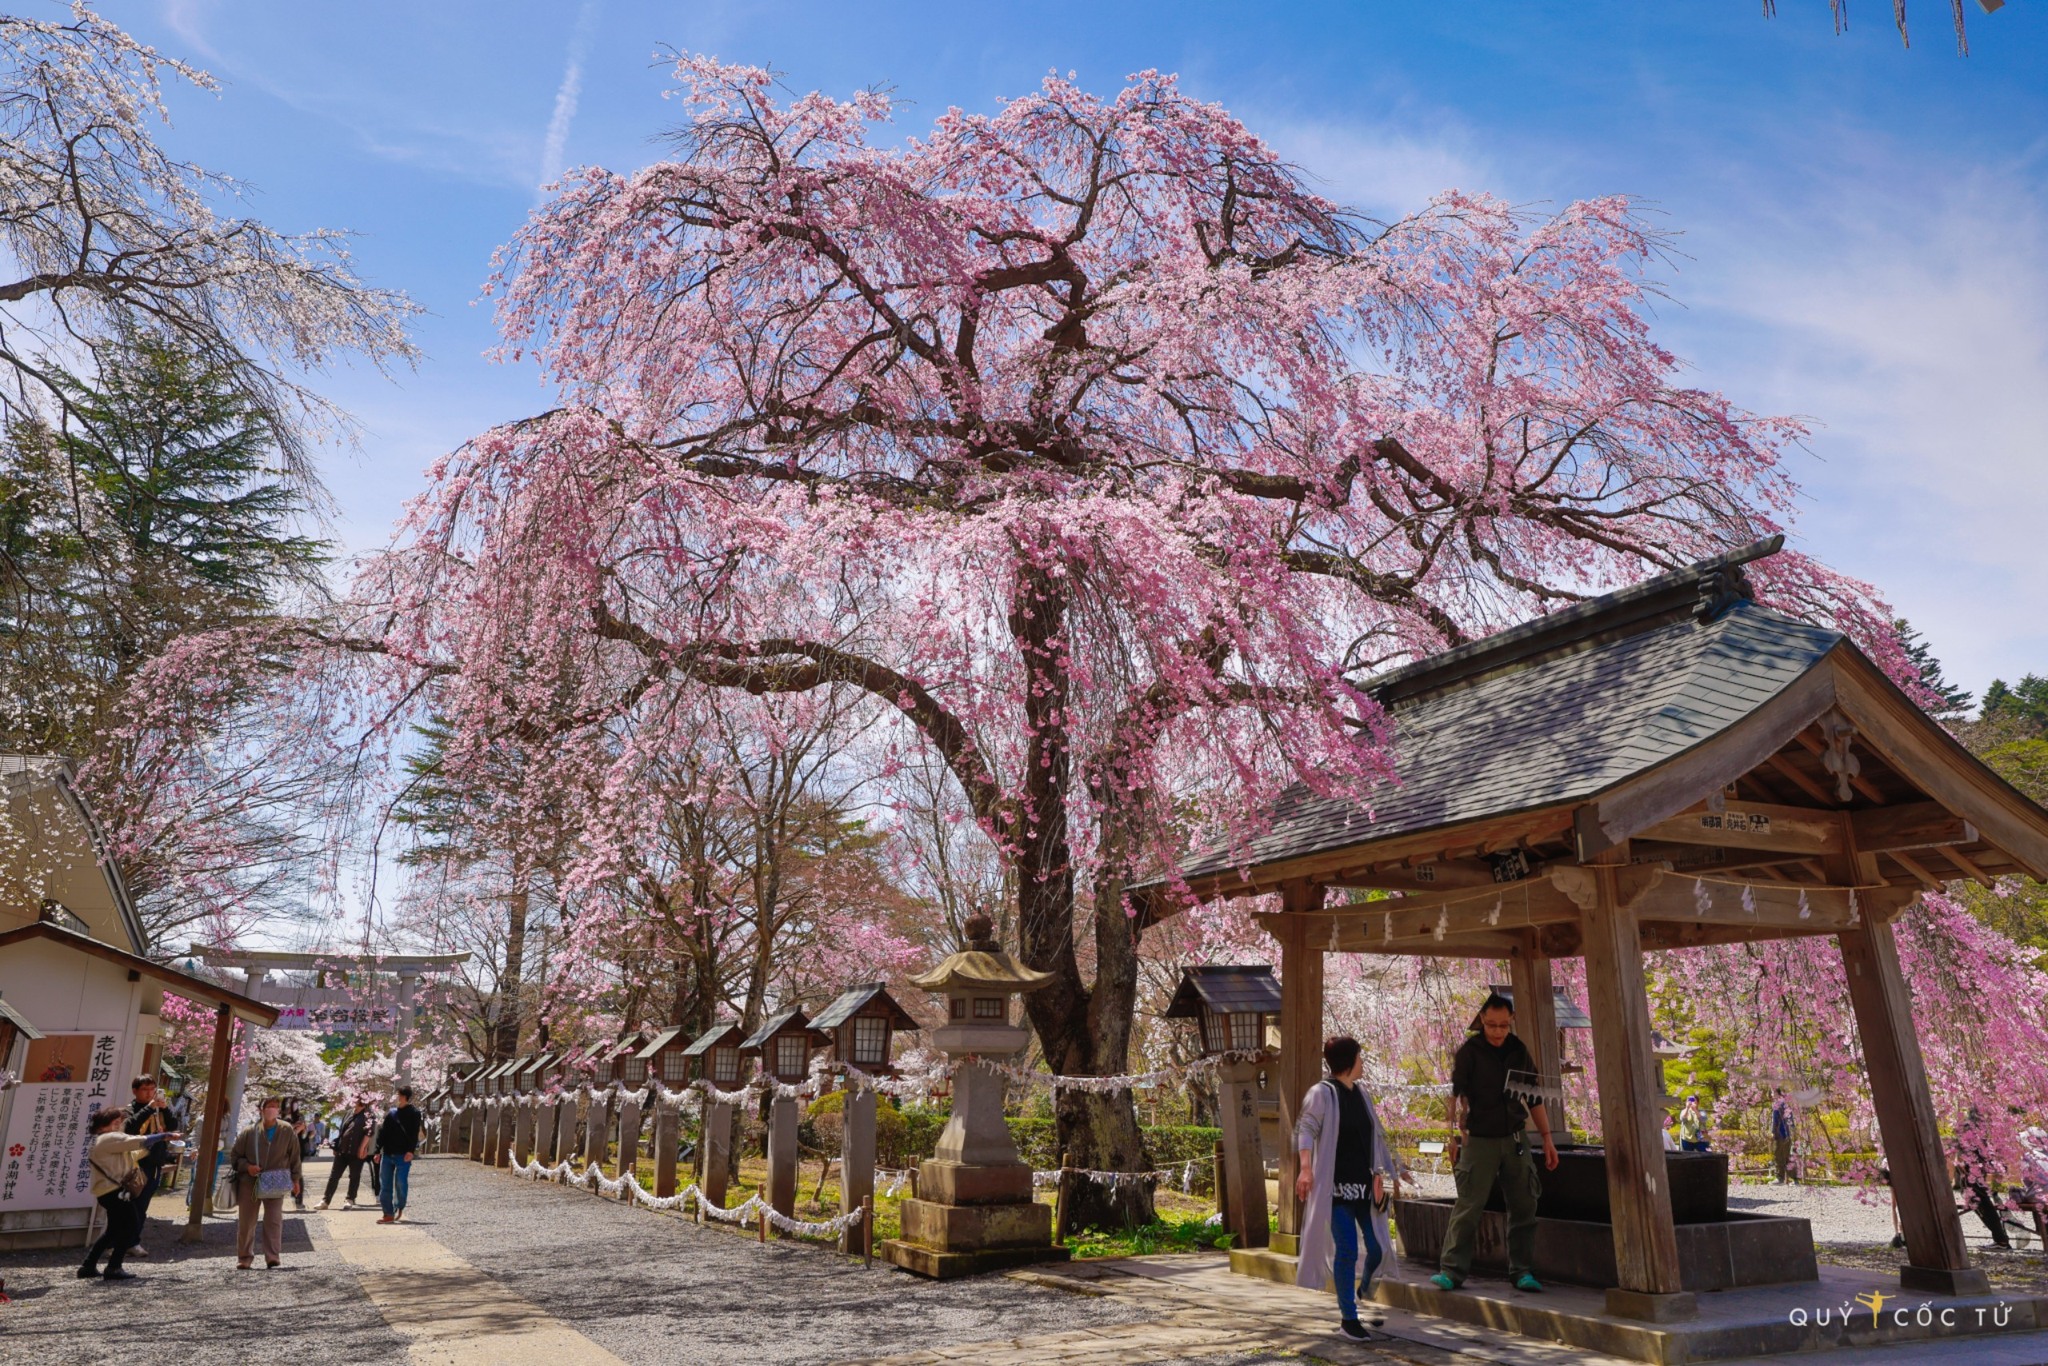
[1431,993,1560,1294]
[319,1099,377,1210]
[122,1075,176,1254]
[375,1085,423,1224]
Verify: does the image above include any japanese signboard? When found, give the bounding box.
[2,1031,122,1213]
[273,1004,394,1033]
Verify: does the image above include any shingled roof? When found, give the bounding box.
[1174,539,1842,885]
[1163,965,1285,1019]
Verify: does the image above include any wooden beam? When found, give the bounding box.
[1274,880,1582,946]
[1581,865,1693,1318]
[1885,850,1943,889]
[1160,807,1578,910]
[1332,931,1534,957]
[1764,752,1836,806]
[1935,843,1995,887]
[1576,665,1838,858]
[1850,802,1976,855]
[1631,876,1870,931]
[1630,801,1844,857]
[1830,658,2048,880]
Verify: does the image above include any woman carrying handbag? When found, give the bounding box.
[82,1106,181,1281]
[230,1095,303,1268]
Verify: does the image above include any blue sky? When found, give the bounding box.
[105,0,2048,698]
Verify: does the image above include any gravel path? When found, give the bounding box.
[0,1189,407,1366]
[406,1155,1161,1364]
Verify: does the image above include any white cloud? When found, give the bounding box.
[538,0,605,197]
[1674,150,2048,696]
[1253,111,1500,222]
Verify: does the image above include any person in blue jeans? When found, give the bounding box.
[376,1084,423,1223]
[1293,1036,1393,1343]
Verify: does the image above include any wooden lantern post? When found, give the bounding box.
[680,1022,748,1207]
[1164,964,1282,1249]
[814,982,919,1253]
[742,1005,828,1220]
[653,1097,680,1200]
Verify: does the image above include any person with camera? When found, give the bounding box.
[82,1106,181,1281]
[122,1073,178,1255]
[319,1097,378,1210]
[230,1095,303,1269]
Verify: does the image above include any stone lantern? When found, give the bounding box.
[1163,965,1281,1248]
[881,914,1068,1278]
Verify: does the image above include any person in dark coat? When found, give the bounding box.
[376,1085,424,1223]
[320,1098,378,1210]
[122,1075,176,1255]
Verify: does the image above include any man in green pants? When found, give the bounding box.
[1431,992,1560,1294]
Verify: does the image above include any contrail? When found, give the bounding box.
[538,0,604,197]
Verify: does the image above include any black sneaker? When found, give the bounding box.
[76,1264,98,1279]
[1339,1318,1370,1340]
[101,1268,138,1281]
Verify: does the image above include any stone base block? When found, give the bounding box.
[917,1158,1033,1206]
[1604,1288,1698,1323]
[1392,1197,1816,1292]
[1228,1245,1299,1286]
[879,1239,1072,1280]
[899,1196,1052,1250]
[1901,1264,1993,1296]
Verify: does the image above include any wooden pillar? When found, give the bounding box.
[840,1086,876,1254]
[618,1095,643,1192]
[1510,940,1564,1135]
[583,1091,610,1166]
[181,1003,235,1243]
[468,1101,488,1162]
[1840,913,1990,1294]
[1216,1055,1270,1248]
[1273,882,1325,1247]
[654,1100,680,1199]
[556,1094,580,1168]
[702,1099,734,1208]
[767,1093,799,1219]
[513,1096,534,1165]
[1582,865,1695,1321]
[494,1100,513,1167]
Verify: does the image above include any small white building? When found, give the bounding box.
[0,754,274,1250]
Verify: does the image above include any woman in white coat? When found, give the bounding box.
[1293,1035,1395,1341]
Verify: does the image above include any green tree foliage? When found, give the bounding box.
[1,333,323,752]
[1981,675,2048,734]
[1896,618,1972,720]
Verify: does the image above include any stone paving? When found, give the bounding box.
[7,1154,2048,1366]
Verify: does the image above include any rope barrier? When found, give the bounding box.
[503,1150,867,1238]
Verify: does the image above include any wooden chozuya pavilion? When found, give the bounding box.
[1139,540,2048,1327]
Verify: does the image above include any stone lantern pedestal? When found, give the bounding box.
[881,916,1071,1279]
